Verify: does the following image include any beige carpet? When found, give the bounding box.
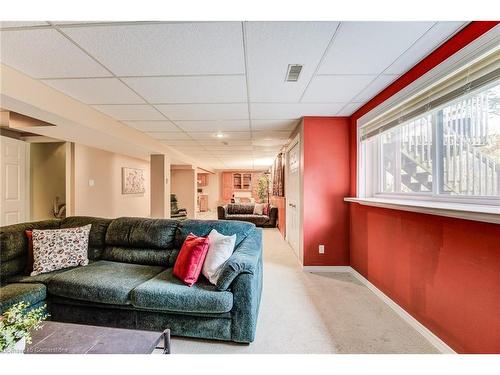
[162,228,438,354]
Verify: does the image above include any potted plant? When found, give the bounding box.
[257,174,270,203]
[0,302,48,353]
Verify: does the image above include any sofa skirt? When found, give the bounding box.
[48,299,233,342]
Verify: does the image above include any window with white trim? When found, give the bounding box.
[359,47,500,205]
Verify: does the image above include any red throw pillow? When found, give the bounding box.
[263,203,270,216]
[173,233,210,286]
[24,230,34,275]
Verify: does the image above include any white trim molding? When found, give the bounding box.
[303,265,456,354]
[344,197,500,224]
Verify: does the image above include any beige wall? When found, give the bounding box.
[30,142,66,220]
[73,144,150,218]
[204,171,220,212]
[171,168,196,219]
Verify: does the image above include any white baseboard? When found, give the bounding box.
[303,265,456,354]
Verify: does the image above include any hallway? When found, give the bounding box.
[166,228,438,354]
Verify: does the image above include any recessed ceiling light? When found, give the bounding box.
[214,133,225,138]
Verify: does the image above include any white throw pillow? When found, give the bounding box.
[253,203,264,215]
[31,224,91,276]
[202,229,236,285]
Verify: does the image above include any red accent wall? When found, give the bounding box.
[303,117,350,266]
[347,21,500,353]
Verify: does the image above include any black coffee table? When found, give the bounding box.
[25,321,171,354]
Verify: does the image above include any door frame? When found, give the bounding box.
[0,135,30,224]
[285,132,302,263]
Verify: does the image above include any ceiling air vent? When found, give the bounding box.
[285,64,303,82]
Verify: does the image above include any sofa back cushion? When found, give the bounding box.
[175,219,255,251]
[103,217,180,267]
[227,203,254,215]
[0,220,60,282]
[60,216,112,260]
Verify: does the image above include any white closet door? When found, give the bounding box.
[0,136,28,226]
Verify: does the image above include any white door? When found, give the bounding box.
[286,140,300,257]
[0,136,28,226]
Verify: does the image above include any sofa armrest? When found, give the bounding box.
[217,205,228,220]
[269,206,278,222]
[216,228,262,291]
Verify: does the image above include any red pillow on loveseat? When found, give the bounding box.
[173,233,210,286]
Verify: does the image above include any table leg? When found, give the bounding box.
[162,329,171,354]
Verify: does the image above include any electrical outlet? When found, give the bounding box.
[319,245,325,254]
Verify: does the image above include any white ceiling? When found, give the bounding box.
[0,21,466,169]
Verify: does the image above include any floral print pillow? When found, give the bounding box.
[31,224,92,276]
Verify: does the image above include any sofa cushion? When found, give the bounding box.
[175,219,255,249]
[47,260,163,305]
[226,214,270,226]
[227,203,254,214]
[8,266,78,285]
[0,220,60,282]
[60,216,112,260]
[102,217,179,266]
[0,283,46,313]
[131,269,233,314]
[106,217,179,249]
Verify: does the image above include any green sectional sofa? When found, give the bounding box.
[0,217,263,343]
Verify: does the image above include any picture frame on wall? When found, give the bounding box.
[122,167,145,194]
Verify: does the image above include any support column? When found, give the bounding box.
[170,164,196,219]
[150,154,171,218]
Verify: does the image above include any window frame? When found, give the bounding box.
[369,82,500,206]
[356,31,500,212]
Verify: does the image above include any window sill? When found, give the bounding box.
[344,197,500,224]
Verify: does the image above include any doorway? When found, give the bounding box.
[285,135,301,259]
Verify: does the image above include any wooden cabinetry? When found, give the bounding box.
[221,171,262,203]
[232,173,251,189]
[198,195,208,212]
[197,173,208,187]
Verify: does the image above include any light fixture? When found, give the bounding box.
[214,132,225,138]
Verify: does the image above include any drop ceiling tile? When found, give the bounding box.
[123,120,179,132]
[92,104,164,120]
[250,103,345,119]
[251,119,299,131]
[352,74,399,102]
[302,75,375,103]
[123,76,247,103]
[385,22,466,75]
[188,131,251,140]
[198,140,252,147]
[318,22,434,75]
[161,140,200,146]
[156,103,249,121]
[0,21,49,28]
[145,132,190,140]
[253,157,275,167]
[176,120,250,132]
[253,130,292,140]
[336,102,364,116]
[207,145,254,151]
[42,78,145,104]
[0,29,111,78]
[245,21,338,102]
[62,22,245,76]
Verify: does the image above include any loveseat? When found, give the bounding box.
[217,203,278,228]
[0,217,263,343]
